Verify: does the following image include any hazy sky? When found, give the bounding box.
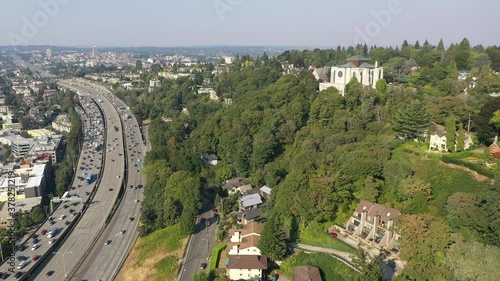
[1,0,499,47]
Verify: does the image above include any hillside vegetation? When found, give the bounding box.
[115,40,500,280]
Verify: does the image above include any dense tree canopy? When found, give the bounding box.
[106,39,500,279]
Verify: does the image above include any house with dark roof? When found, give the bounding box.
[319,55,384,96]
[429,123,474,153]
[293,266,322,281]
[345,200,400,249]
[226,255,268,281]
[237,207,261,225]
[312,67,329,82]
[224,178,247,194]
[201,154,219,166]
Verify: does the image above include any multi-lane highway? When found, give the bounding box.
[0,86,107,280]
[23,80,126,280]
[69,79,146,281]
[5,57,146,280]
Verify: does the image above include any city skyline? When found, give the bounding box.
[1,0,499,47]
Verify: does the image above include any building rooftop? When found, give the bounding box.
[354,199,401,222]
[260,185,272,195]
[293,266,322,281]
[240,193,263,208]
[226,255,267,270]
[237,207,261,221]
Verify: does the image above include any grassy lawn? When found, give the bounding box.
[116,223,187,281]
[136,223,185,262]
[415,159,491,215]
[280,252,357,281]
[154,256,178,281]
[299,222,356,254]
[402,142,430,156]
[441,150,496,178]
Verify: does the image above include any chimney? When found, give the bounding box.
[375,61,379,67]
[495,135,498,144]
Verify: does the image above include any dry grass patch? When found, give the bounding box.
[116,224,188,281]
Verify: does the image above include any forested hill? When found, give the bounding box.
[114,40,500,280]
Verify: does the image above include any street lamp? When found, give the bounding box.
[53,251,73,279]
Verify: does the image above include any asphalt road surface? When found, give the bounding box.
[25,81,125,280]
[178,208,218,281]
[0,85,108,280]
[72,79,146,281]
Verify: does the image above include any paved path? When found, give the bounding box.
[291,243,360,272]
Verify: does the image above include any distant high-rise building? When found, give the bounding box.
[46,48,52,58]
[91,45,98,58]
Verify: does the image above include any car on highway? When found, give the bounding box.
[16,256,26,262]
[41,229,47,235]
[13,272,22,279]
[32,255,40,262]
[200,263,207,270]
[46,270,54,277]
[50,220,56,225]
[59,214,66,220]
[17,260,27,269]
[104,240,111,246]
[65,221,70,225]
[31,244,39,250]
[49,238,55,244]
[0,272,9,279]
[129,217,134,221]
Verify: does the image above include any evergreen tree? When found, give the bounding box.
[258,216,287,261]
[402,40,409,49]
[437,38,445,51]
[392,100,431,138]
[445,115,457,152]
[456,127,466,151]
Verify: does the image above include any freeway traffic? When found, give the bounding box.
[24,81,126,280]
[70,79,147,281]
[0,87,106,280]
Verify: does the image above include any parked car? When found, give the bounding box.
[328,232,338,238]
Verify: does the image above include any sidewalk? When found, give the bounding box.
[292,243,360,273]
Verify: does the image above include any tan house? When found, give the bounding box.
[429,123,474,152]
[429,124,447,152]
[226,222,267,280]
[228,222,264,256]
[226,255,268,281]
[293,266,322,281]
[345,200,400,249]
